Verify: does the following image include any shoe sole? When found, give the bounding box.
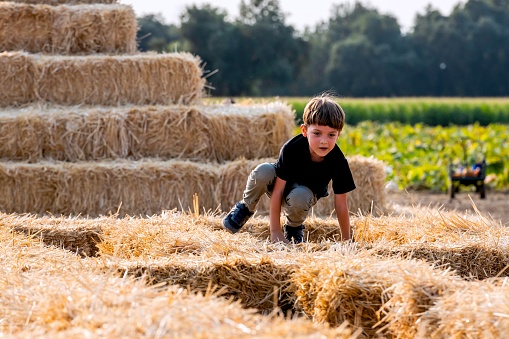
[222,218,240,234]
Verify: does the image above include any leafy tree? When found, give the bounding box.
[135,0,509,97]
[304,2,409,96]
[235,0,309,95]
[137,14,180,52]
[409,0,509,96]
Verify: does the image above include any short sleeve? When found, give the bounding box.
[331,157,356,194]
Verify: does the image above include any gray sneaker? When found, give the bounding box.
[222,201,254,234]
[284,224,305,243]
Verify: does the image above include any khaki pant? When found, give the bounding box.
[242,163,317,227]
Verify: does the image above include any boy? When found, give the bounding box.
[223,94,356,243]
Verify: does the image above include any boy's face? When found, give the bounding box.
[301,124,341,162]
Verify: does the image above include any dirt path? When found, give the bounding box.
[387,189,509,226]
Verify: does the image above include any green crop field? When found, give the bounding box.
[336,122,509,191]
[282,97,509,126]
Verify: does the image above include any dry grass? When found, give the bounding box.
[0,102,294,162]
[0,3,137,54]
[0,51,205,106]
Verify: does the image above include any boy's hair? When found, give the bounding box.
[302,95,345,131]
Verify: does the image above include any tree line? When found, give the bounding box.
[137,0,509,98]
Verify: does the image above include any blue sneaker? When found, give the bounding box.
[223,202,254,234]
[284,224,305,243]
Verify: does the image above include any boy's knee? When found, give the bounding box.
[251,163,276,184]
[286,186,314,210]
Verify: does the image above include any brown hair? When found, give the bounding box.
[302,94,345,131]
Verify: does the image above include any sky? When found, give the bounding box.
[120,0,467,32]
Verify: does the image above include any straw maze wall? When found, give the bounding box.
[4,210,509,338]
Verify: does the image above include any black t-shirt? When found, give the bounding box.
[274,134,356,198]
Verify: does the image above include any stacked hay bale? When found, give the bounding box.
[0,0,386,219]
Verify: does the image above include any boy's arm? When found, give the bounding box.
[334,193,351,241]
[270,177,289,243]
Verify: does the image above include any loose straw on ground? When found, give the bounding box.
[0,3,137,54]
[0,51,205,106]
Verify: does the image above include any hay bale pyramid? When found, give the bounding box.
[0,0,386,217]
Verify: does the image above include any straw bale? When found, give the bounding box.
[110,256,295,313]
[0,103,293,162]
[6,0,118,4]
[0,52,37,106]
[290,254,461,337]
[375,242,509,280]
[416,279,509,338]
[217,155,387,216]
[0,52,204,106]
[353,207,509,279]
[0,3,137,54]
[353,204,508,246]
[0,217,85,273]
[206,102,296,162]
[1,269,353,338]
[4,213,103,256]
[0,105,211,162]
[378,262,465,338]
[0,159,218,216]
[12,210,508,337]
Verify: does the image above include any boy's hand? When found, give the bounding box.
[270,229,289,244]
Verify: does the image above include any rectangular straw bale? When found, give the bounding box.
[5,213,103,257]
[6,0,118,4]
[375,242,509,280]
[0,159,218,216]
[291,254,462,337]
[353,204,508,247]
[112,256,295,312]
[1,266,353,338]
[416,279,509,338]
[206,102,295,161]
[217,155,387,216]
[378,262,465,338]
[35,53,205,105]
[0,105,210,162]
[0,3,137,54]
[0,52,37,105]
[0,3,54,53]
[0,103,293,162]
[0,52,205,107]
